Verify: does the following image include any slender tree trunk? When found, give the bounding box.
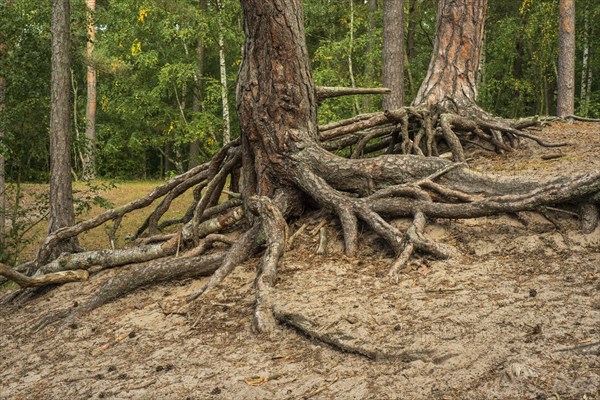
[49,0,77,253]
[188,0,207,169]
[82,0,96,180]
[362,0,378,111]
[406,0,417,64]
[382,0,404,110]
[216,0,231,145]
[580,0,590,116]
[347,0,361,114]
[557,0,575,117]
[0,43,5,246]
[412,0,487,108]
[405,0,418,98]
[478,30,486,87]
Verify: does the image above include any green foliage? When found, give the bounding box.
[481,0,600,118]
[1,0,599,182]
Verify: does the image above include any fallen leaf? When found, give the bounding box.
[417,266,430,276]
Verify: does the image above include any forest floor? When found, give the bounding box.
[1,121,600,400]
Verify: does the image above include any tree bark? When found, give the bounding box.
[0,42,6,246]
[237,0,317,199]
[216,0,231,145]
[557,0,575,117]
[49,0,77,253]
[82,0,96,180]
[412,0,487,108]
[406,0,417,65]
[347,0,361,114]
[362,0,378,111]
[188,0,207,169]
[579,0,590,116]
[382,0,404,110]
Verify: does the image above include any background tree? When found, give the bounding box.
[412,0,487,108]
[82,0,97,180]
[557,0,575,117]
[216,0,231,145]
[579,0,592,116]
[382,0,404,109]
[0,41,6,247]
[188,0,208,169]
[48,0,77,253]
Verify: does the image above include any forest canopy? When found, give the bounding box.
[0,0,598,182]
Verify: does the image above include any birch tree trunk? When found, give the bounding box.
[557,0,575,117]
[217,0,231,145]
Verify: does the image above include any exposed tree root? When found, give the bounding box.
[318,105,567,162]
[34,161,211,269]
[247,196,287,335]
[34,252,225,332]
[3,101,597,356]
[388,211,452,282]
[272,307,433,361]
[0,262,88,288]
[564,114,600,123]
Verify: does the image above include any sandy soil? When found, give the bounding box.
[1,121,600,400]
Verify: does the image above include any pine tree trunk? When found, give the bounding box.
[557,0,575,117]
[217,0,231,145]
[49,0,77,254]
[412,0,487,108]
[382,0,404,110]
[188,0,207,169]
[237,0,317,199]
[82,0,96,180]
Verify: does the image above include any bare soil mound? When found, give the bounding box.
[1,122,599,400]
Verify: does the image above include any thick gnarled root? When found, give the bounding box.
[319,105,565,162]
[247,196,287,335]
[33,252,225,332]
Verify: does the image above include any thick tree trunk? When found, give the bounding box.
[382,0,404,110]
[82,0,96,180]
[412,0,487,108]
[237,0,317,200]
[49,0,77,253]
[557,0,575,117]
[189,0,208,169]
